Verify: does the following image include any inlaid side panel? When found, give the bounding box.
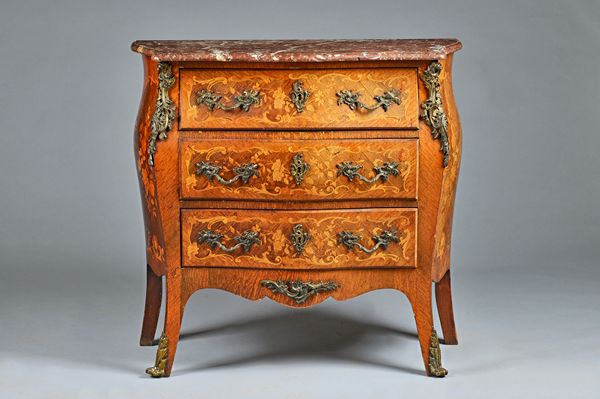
[180,138,418,201]
[134,57,170,274]
[181,208,417,269]
[179,68,419,129]
[429,56,463,282]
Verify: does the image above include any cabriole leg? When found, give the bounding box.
[145,271,182,378]
[140,264,162,346]
[435,269,458,345]
[409,285,448,377]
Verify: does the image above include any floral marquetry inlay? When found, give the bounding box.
[180,139,417,201]
[179,68,419,129]
[181,209,416,269]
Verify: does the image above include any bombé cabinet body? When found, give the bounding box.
[131,39,462,378]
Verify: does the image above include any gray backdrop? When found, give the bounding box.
[1,1,599,398]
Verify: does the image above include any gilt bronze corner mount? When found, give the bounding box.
[149,62,176,166]
[421,61,450,167]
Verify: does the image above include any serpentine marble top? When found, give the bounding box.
[131,39,462,63]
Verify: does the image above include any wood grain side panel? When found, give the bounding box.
[180,138,418,201]
[150,60,183,277]
[408,60,448,369]
[179,68,419,129]
[431,55,462,282]
[134,57,167,275]
[181,208,417,269]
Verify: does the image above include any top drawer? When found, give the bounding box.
[179,68,419,130]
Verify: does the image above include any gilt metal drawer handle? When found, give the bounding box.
[336,161,399,184]
[197,229,260,253]
[336,89,401,111]
[195,161,259,185]
[338,230,400,254]
[196,89,261,112]
[261,280,339,304]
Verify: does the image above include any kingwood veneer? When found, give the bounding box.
[131,39,462,378]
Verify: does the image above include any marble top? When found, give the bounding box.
[131,39,462,63]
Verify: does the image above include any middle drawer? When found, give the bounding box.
[180,138,418,201]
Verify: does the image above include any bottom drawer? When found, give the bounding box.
[181,208,417,269]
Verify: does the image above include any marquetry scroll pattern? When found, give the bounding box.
[180,140,416,201]
[182,210,416,269]
[179,68,419,129]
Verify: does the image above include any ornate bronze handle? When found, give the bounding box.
[336,89,401,111]
[338,230,400,254]
[197,229,260,253]
[261,280,339,304]
[195,161,259,186]
[290,80,309,112]
[336,161,399,184]
[196,89,261,112]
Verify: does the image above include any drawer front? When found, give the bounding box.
[179,68,419,130]
[181,208,417,269]
[180,138,418,201]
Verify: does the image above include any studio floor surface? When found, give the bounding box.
[0,262,598,398]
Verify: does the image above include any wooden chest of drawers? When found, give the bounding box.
[131,39,462,378]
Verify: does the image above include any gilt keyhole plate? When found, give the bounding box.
[289,224,310,255]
